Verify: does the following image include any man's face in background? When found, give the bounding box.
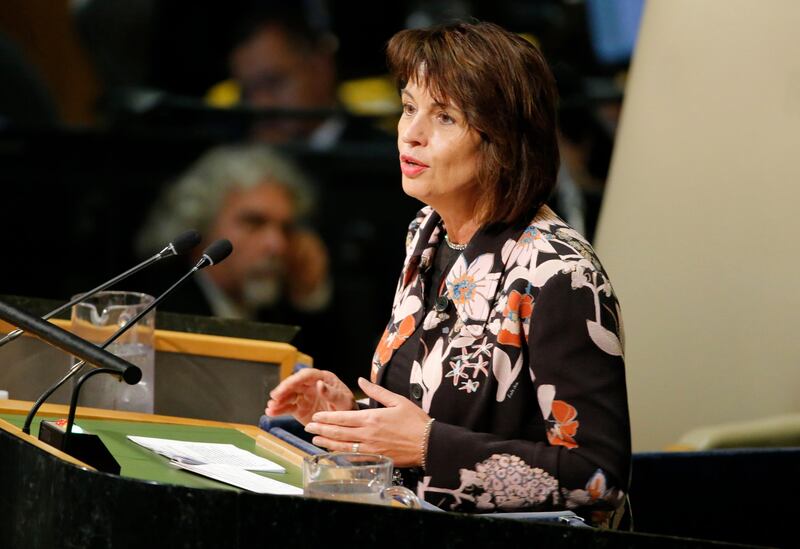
[203,181,295,307]
[230,24,336,142]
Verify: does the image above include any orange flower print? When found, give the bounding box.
[585,470,606,501]
[373,315,416,366]
[375,328,393,365]
[547,400,580,449]
[497,327,521,347]
[497,290,534,348]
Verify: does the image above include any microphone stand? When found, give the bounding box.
[4,239,230,473]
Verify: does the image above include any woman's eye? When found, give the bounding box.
[438,112,455,124]
[402,103,416,115]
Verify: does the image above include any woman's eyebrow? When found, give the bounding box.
[401,89,451,109]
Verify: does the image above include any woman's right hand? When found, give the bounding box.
[265,368,356,425]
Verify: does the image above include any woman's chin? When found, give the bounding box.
[401,177,430,203]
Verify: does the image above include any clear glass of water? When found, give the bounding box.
[303,452,420,508]
[69,291,155,413]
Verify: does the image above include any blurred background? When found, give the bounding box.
[3,0,797,452]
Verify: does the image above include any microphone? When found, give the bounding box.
[197,238,234,268]
[0,229,201,348]
[21,239,234,435]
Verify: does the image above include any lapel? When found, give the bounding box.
[372,209,441,384]
[398,208,443,293]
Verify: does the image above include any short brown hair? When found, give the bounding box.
[387,22,560,227]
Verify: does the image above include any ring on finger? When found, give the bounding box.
[352,442,360,453]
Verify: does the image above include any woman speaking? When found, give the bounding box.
[266,21,630,522]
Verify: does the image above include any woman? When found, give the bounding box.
[266,21,630,521]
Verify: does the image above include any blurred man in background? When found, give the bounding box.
[137,144,332,364]
[228,5,389,148]
[229,7,337,145]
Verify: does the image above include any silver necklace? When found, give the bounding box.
[444,233,468,251]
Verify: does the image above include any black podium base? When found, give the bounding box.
[38,419,120,474]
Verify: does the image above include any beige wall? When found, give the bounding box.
[594,0,800,451]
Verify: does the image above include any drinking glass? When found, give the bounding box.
[303,452,421,508]
[70,291,155,413]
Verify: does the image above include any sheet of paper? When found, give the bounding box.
[171,461,302,495]
[127,435,285,473]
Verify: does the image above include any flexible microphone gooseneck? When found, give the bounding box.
[22,238,234,436]
[0,230,201,348]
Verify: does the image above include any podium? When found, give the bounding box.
[0,401,744,549]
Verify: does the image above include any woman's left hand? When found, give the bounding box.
[304,378,431,467]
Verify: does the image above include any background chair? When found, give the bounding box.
[671,414,800,451]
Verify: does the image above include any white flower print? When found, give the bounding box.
[441,344,493,393]
[449,333,476,348]
[392,273,424,310]
[405,206,435,256]
[422,309,448,330]
[470,337,494,359]
[500,238,516,264]
[459,380,480,393]
[554,227,604,271]
[502,265,531,292]
[537,384,556,419]
[494,292,508,315]
[492,346,524,402]
[533,259,568,288]
[561,262,623,357]
[409,338,445,412]
[395,293,422,320]
[487,317,501,336]
[445,253,500,322]
[446,358,470,386]
[469,354,489,378]
[520,225,557,254]
[458,454,559,511]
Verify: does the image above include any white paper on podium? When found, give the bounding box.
[127,435,285,473]
[170,461,302,495]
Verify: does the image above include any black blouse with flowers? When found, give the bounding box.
[370,205,630,519]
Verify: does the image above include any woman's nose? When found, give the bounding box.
[400,117,428,147]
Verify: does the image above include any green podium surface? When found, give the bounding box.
[1,412,303,491]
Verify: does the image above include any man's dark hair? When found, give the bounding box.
[231,3,332,54]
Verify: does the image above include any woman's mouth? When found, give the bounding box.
[400,154,429,177]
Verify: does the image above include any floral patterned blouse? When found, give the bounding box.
[371,205,631,520]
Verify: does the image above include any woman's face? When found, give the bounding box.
[397,80,482,216]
